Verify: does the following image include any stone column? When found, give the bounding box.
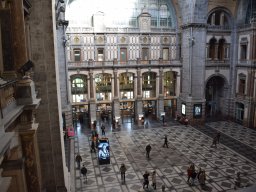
[89,71,96,122]
[89,71,94,99]
[114,69,118,98]
[20,129,41,192]
[136,68,143,123]
[112,69,120,118]
[214,45,218,60]
[137,68,142,97]
[11,0,28,69]
[15,77,42,192]
[159,68,163,95]
[158,68,164,119]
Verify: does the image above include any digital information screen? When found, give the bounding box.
[98,138,110,165]
[193,104,202,118]
[181,103,186,116]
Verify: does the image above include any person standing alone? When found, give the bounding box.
[162,135,168,148]
[151,170,157,189]
[75,153,82,169]
[101,124,106,136]
[146,144,152,159]
[120,163,127,184]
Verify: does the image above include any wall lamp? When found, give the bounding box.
[58,19,69,27]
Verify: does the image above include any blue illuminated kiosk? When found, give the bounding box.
[98,138,110,165]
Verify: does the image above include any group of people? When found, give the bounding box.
[121,163,166,191]
[187,163,206,189]
[75,153,88,183]
[142,170,157,190]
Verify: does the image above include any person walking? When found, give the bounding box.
[211,136,218,148]
[91,140,96,153]
[198,170,206,189]
[191,165,197,186]
[143,171,150,189]
[161,184,166,191]
[120,163,127,184]
[80,165,87,183]
[216,131,221,144]
[75,153,82,169]
[145,144,152,159]
[187,163,195,185]
[101,124,106,136]
[162,135,168,148]
[151,170,156,190]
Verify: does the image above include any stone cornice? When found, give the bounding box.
[180,23,207,30]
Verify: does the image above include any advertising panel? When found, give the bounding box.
[98,138,110,165]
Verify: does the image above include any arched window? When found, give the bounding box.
[71,75,87,103]
[95,73,112,101]
[142,72,156,98]
[207,10,229,26]
[119,72,134,99]
[236,102,244,124]
[209,38,217,59]
[218,38,225,60]
[164,71,176,96]
[238,73,246,95]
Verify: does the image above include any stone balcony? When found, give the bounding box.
[68,59,181,70]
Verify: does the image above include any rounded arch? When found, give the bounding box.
[207,7,233,26]
[142,71,157,98]
[218,38,226,60]
[70,74,88,103]
[205,75,229,119]
[163,71,177,97]
[119,72,135,100]
[209,37,217,59]
[94,73,112,101]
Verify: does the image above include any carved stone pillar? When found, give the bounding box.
[214,45,218,60]
[89,71,94,99]
[113,69,118,98]
[11,0,28,69]
[20,129,41,192]
[159,68,163,95]
[16,77,42,192]
[137,69,142,97]
[88,71,96,123]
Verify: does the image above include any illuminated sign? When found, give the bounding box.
[181,103,186,116]
[193,104,202,118]
[98,138,110,165]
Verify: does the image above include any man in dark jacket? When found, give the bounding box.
[120,163,127,184]
[146,144,152,159]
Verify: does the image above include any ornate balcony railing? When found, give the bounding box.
[205,59,230,67]
[207,25,231,31]
[0,79,17,118]
[68,59,181,69]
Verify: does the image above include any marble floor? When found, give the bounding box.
[72,120,256,192]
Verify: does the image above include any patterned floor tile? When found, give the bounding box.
[73,120,256,191]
